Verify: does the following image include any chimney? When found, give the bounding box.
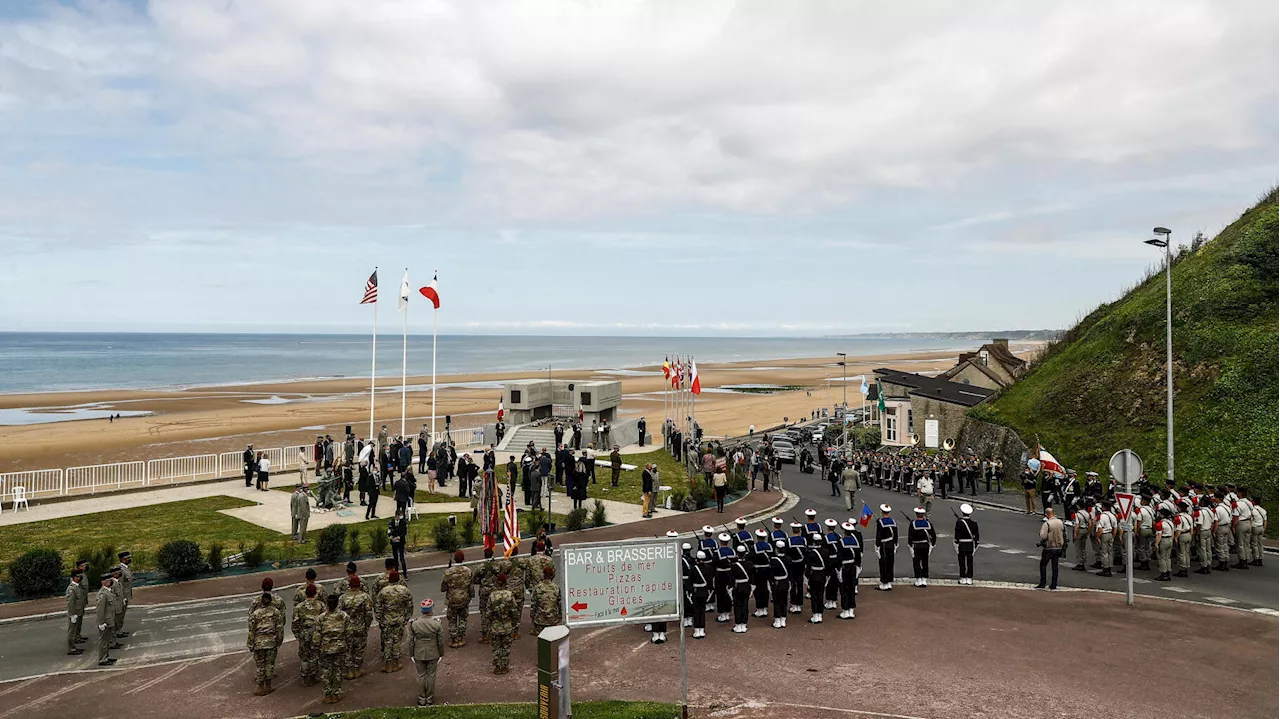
[992,338,1009,349]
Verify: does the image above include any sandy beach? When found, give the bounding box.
[0,345,1040,473]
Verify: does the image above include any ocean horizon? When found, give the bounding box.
[0,332,975,394]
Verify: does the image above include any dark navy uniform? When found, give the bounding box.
[714,544,735,620]
[786,530,807,609]
[734,528,753,549]
[822,530,842,606]
[805,539,827,620]
[908,516,938,584]
[954,514,979,581]
[749,537,773,615]
[680,548,694,624]
[768,549,790,623]
[875,516,898,587]
[730,553,752,628]
[838,530,862,614]
[689,556,710,634]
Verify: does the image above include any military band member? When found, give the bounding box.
[874,504,898,590]
[769,541,790,629]
[954,503,979,584]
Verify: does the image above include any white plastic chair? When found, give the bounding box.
[12,486,29,512]
[406,499,419,522]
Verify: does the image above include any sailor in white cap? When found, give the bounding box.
[749,529,773,617]
[786,522,807,612]
[730,546,753,633]
[845,517,866,595]
[805,534,827,623]
[715,533,735,623]
[837,522,861,618]
[680,541,695,627]
[690,551,711,638]
[733,517,752,549]
[769,517,787,544]
[954,503,979,584]
[908,507,938,587]
[821,518,842,610]
[699,525,717,554]
[803,509,821,541]
[874,504,899,590]
[769,540,791,628]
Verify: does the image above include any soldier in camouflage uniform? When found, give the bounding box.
[293,568,328,608]
[440,551,474,647]
[319,595,349,704]
[291,584,326,686]
[370,558,397,625]
[529,565,562,637]
[472,549,498,644]
[247,591,284,696]
[487,574,519,675]
[338,575,373,679]
[375,569,414,673]
[506,555,528,640]
[528,541,554,585]
[334,562,360,597]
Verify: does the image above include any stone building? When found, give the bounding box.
[500,379,622,425]
[873,368,996,448]
[937,338,1026,389]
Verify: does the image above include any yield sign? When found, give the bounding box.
[1115,492,1136,521]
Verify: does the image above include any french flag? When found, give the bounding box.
[859,502,873,527]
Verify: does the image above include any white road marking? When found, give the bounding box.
[190,655,251,693]
[141,607,246,623]
[0,671,114,719]
[122,660,197,695]
[1203,596,1238,604]
[0,678,34,697]
[127,628,244,651]
[1160,586,1192,593]
[1250,608,1279,617]
[999,549,1023,555]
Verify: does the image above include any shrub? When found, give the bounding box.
[207,543,225,574]
[523,506,547,536]
[348,530,362,559]
[460,515,479,546]
[76,545,115,591]
[591,499,608,527]
[157,540,204,580]
[669,488,688,512]
[563,508,588,532]
[369,525,389,555]
[317,525,348,564]
[432,518,461,554]
[729,470,748,494]
[9,549,64,598]
[408,526,424,551]
[241,541,267,569]
[689,480,712,510]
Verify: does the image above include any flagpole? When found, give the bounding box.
[370,266,377,442]
[690,355,696,442]
[401,267,408,438]
[430,270,438,453]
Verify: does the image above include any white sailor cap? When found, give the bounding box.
[841,522,856,531]
[681,542,692,550]
[823,518,838,527]
[701,525,714,535]
[771,517,783,525]
[774,539,787,549]
[880,504,892,513]
[735,517,747,526]
[755,528,768,537]
[735,545,747,554]
[695,551,707,560]
[810,533,822,542]
[717,533,731,543]
[665,530,679,538]
[914,507,926,515]
[804,508,817,517]
[789,522,802,529]
[960,504,973,516]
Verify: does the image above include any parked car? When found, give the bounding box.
[772,438,797,463]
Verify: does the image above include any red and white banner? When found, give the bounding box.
[690,358,702,395]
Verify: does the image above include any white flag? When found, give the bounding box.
[398,271,410,312]
[860,377,869,395]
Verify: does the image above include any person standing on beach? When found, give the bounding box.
[243,444,256,487]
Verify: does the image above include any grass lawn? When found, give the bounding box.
[507,449,692,506]
[336,701,680,719]
[0,495,451,582]
[272,484,463,505]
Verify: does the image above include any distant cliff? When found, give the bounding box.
[829,330,1061,341]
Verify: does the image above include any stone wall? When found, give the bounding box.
[908,395,970,447]
[953,417,1029,485]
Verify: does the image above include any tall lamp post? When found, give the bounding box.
[836,352,847,451]
[1145,227,1174,486]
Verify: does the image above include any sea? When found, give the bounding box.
[0,333,970,394]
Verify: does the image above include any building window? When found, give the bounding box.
[885,415,897,442]
[907,408,913,433]
[580,391,592,406]
[510,390,522,404]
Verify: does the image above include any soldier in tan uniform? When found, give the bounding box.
[292,584,326,686]
[94,573,118,665]
[407,598,446,706]
[375,570,414,672]
[247,591,284,695]
[65,570,87,656]
[319,594,349,704]
[338,575,373,679]
[439,551,473,647]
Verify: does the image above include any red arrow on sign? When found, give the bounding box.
[571,601,588,612]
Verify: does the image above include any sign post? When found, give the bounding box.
[537,625,570,719]
[1109,449,1144,606]
[560,537,685,716]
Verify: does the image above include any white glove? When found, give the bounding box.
[70,614,79,623]
[98,624,107,632]
[123,599,128,606]
[953,542,959,554]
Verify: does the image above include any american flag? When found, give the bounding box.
[360,270,378,305]
[502,488,520,558]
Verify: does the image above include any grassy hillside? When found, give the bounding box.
[979,190,1278,514]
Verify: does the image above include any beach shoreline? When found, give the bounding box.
[0,344,1041,473]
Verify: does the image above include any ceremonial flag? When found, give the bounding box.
[1038,447,1065,477]
[860,502,874,527]
[360,270,378,304]
[860,377,869,395]
[503,488,520,557]
[497,400,504,421]
[398,271,410,312]
[671,358,681,388]
[419,271,441,309]
[689,358,701,395]
[877,381,886,413]
[663,357,671,381]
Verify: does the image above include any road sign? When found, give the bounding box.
[559,537,682,628]
[1115,492,1135,521]
[1109,449,1143,489]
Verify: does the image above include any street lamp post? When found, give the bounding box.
[1145,227,1174,486]
[837,353,847,451]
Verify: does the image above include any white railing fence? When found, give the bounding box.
[0,468,64,501]
[66,461,147,495]
[148,454,219,485]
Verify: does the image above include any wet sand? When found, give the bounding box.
[0,345,1039,472]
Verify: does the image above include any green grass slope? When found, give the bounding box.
[980,190,1278,511]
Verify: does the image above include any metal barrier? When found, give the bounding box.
[65,461,147,494]
[148,454,220,485]
[0,468,64,501]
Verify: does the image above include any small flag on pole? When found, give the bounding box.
[503,488,520,558]
[690,358,702,395]
[398,271,410,312]
[360,270,378,304]
[663,357,671,381]
[859,502,874,527]
[497,400,504,421]
[860,377,869,395]
[419,271,441,309]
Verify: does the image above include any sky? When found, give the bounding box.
[0,0,1276,336]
